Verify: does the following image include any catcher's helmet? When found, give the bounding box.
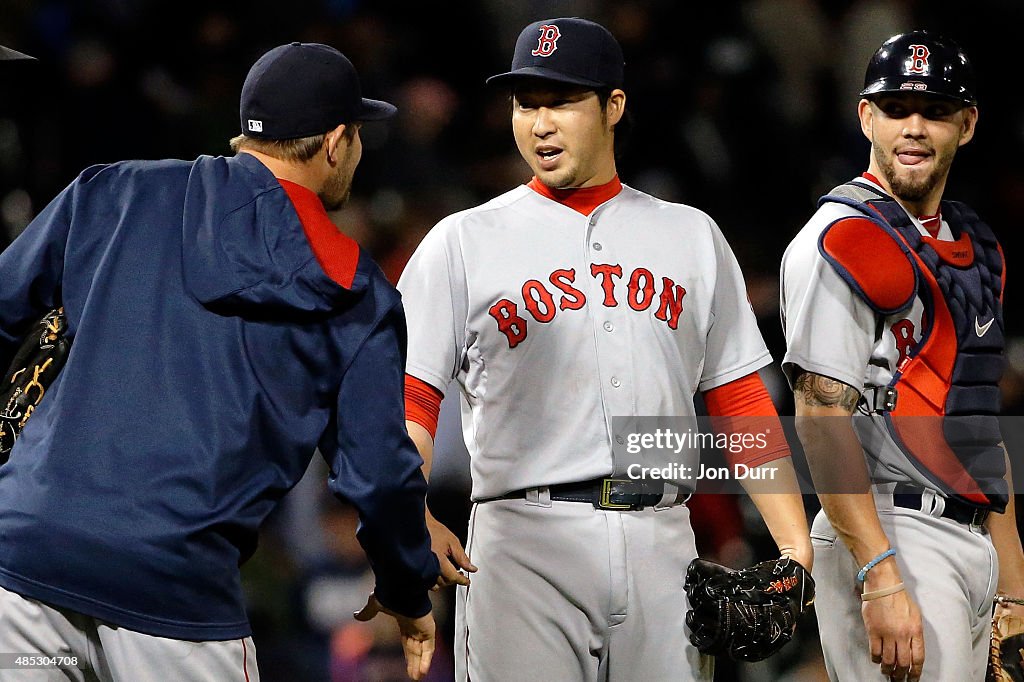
[860,31,976,105]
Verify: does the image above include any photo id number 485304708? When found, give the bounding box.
[0,654,81,669]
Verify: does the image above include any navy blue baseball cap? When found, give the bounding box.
[0,45,35,61]
[240,42,396,140]
[486,18,624,89]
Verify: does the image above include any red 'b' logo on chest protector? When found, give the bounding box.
[908,45,930,74]
[532,25,561,57]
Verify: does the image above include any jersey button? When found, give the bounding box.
[610,377,621,388]
[603,321,614,332]
[615,435,625,445]
[592,242,603,251]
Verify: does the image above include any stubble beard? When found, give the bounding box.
[540,169,575,190]
[873,137,956,204]
[318,167,352,212]
[530,156,575,189]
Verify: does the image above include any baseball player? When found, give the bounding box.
[0,43,440,681]
[781,31,1024,681]
[398,17,812,681]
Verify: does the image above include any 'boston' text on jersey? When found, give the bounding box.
[488,263,687,348]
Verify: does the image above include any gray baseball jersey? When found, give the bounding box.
[398,180,770,681]
[398,183,772,500]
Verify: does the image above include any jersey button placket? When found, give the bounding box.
[586,209,634,441]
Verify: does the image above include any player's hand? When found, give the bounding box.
[861,583,924,682]
[427,510,477,589]
[354,592,436,681]
[778,543,813,574]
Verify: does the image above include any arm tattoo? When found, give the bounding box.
[793,372,860,411]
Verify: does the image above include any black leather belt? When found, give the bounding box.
[489,477,687,511]
[892,484,990,526]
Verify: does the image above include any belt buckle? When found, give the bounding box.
[595,478,638,510]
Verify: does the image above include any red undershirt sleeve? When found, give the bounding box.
[405,374,443,439]
[702,373,790,468]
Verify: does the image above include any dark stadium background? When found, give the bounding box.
[2,1,1023,680]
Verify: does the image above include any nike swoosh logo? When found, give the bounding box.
[975,317,994,337]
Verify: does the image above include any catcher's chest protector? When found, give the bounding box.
[818,183,1007,511]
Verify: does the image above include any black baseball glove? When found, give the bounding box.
[684,555,815,662]
[1,308,70,462]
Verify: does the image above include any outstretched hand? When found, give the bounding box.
[427,510,477,589]
[354,593,436,681]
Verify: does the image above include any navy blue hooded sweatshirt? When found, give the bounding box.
[0,152,439,639]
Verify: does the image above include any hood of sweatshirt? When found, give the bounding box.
[182,153,364,315]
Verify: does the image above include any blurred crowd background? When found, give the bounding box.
[3,0,1024,680]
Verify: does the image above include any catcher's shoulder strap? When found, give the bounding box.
[816,182,918,315]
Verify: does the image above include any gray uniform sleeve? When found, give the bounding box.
[396,220,464,394]
[780,219,876,391]
[698,220,773,391]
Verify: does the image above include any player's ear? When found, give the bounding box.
[605,89,626,128]
[857,99,874,140]
[323,123,348,166]
[958,105,978,147]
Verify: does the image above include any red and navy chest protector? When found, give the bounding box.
[817,182,1007,512]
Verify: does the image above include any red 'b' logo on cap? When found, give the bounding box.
[908,45,930,74]
[532,25,561,57]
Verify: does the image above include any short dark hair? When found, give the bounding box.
[594,88,633,162]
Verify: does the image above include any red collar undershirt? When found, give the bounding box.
[527,176,623,216]
[277,178,359,289]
